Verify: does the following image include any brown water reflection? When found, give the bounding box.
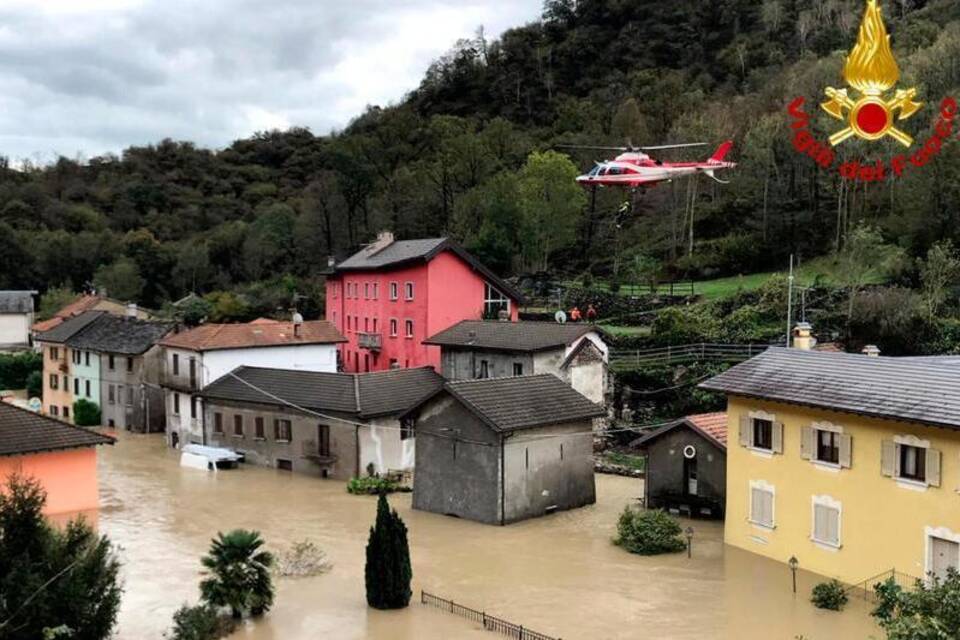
[96,432,880,639]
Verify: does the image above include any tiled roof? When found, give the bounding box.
[0,402,114,457]
[31,295,103,332]
[700,347,960,430]
[0,291,36,314]
[424,320,599,353]
[35,311,106,344]
[333,237,525,304]
[630,412,728,450]
[159,320,345,351]
[67,315,174,355]
[441,374,605,432]
[201,366,444,418]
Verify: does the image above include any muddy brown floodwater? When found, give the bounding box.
[92,431,881,639]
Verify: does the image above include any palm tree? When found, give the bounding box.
[199,529,274,619]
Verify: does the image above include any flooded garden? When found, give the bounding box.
[94,431,881,639]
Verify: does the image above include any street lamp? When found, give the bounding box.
[685,526,694,559]
[788,556,799,594]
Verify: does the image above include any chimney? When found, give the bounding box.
[126,303,138,318]
[792,322,816,351]
[365,231,395,256]
[327,256,336,269]
[862,344,881,358]
[292,311,304,338]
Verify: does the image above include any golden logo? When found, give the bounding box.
[820,0,922,147]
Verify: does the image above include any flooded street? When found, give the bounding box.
[96,431,881,639]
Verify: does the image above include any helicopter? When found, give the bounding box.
[560,140,736,190]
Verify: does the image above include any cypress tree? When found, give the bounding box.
[364,493,412,609]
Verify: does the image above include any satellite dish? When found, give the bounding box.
[27,397,41,412]
[683,445,697,459]
[555,310,567,324]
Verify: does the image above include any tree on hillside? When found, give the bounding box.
[920,240,960,316]
[834,225,905,335]
[364,493,412,610]
[93,258,144,302]
[38,287,77,320]
[0,474,122,639]
[517,151,586,272]
[199,529,275,619]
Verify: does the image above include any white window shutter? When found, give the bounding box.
[800,426,813,460]
[927,448,942,487]
[739,415,751,447]
[839,434,853,468]
[880,440,896,477]
[772,421,784,454]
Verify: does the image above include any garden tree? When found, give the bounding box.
[364,493,412,610]
[26,370,42,399]
[167,603,234,640]
[73,399,102,427]
[0,474,122,640]
[613,507,687,555]
[872,568,960,639]
[38,287,77,320]
[199,529,275,619]
[517,151,586,272]
[919,240,960,316]
[93,257,145,302]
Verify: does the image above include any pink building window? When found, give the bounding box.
[405,282,414,300]
[390,282,399,300]
[390,319,398,337]
[405,319,414,338]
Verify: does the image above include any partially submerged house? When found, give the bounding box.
[702,347,960,584]
[158,318,345,447]
[411,374,605,525]
[199,365,443,479]
[0,290,37,351]
[631,412,727,519]
[36,311,107,422]
[424,320,609,403]
[0,402,113,513]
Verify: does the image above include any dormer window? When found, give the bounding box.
[484,283,510,319]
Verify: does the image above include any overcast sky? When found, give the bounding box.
[0,0,542,163]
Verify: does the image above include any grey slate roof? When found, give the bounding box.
[35,311,106,344]
[333,237,525,304]
[67,315,174,355]
[424,320,599,353]
[700,347,960,430]
[441,374,605,432]
[201,366,445,419]
[0,291,36,314]
[0,402,113,457]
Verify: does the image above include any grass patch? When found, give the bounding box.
[599,324,651,337]
[602,451,646,472]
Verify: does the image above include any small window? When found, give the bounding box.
[127,357,134,372]
[85,380,91,398]
[817,430,840,465]
[84,351,90,366]
[404,319,414,338]
[50,347,59,361]
[513,363,523,376]
[233,415,244,437]
[108,385,115,405]
[753,419,773,451]
[172,354,179,375]
[108,419,115,427]
[109,355,115,370]
[400,417,415,441]
[277,459,293,471]
[750,484,775,529]
[275,419,292,442]
[478,360,489,379]
[404,282,414,300]
[126,386,133,406]
[50,405,58,416]
[900,444,926,482]
[63,406,69,419]
[49,374,58,390]
[364,283,370,299]
[318,424,331,456]
[390,319,398,337]
[74,378,79,395]
[373,283,379,300]
[389,282,398,300]
[173,393,180,415]
[214,412,223,433]
[255,417,265,439]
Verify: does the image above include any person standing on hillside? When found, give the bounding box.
[586,304,597,322]
[570,306,582,322]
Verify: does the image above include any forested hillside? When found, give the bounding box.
[2,0,960,320]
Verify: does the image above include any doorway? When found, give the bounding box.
[684,454,698,496]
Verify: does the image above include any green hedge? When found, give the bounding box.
[0,352,42,390]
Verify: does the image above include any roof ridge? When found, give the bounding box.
[352,374,361,413]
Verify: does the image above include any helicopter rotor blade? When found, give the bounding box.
[556,144,629,152]
[638,143,709,151]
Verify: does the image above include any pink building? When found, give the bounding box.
[325,233,524,372]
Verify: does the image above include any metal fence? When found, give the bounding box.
[421,591,561,640]
[609,343,770,368]
[617,281,696,297]
[844,568,923,602]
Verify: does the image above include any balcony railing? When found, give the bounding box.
[358,332,382,351]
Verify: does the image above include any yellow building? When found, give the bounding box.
[702,346,960,586]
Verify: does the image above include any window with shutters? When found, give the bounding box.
[275,419,292,442]
[749,481,775,529]
[881,436,941,489]
[753,419,773,450]
[233,415,244,437]
[811,495,842,548]
[739,412,783,455]
[802,422,852,469]
[900,445,926,482]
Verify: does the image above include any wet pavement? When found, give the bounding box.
[94,431,881,639]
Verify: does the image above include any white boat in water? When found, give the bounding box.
[180,444,244,471]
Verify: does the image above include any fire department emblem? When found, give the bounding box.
[820,0,922,147]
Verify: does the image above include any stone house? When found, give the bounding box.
[410,374,605,525]
[423,320,609,403]
[158,319,345,448]
[199,365,443,479]
[66,315,174,432]
[0,290,37,350]
[631,412,727,519]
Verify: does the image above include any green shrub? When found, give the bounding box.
[872,568,960,637]
[0,351,42,390]
[26,370,42,399]
[167,603,234,640]
[365,493,412,609]
[613,507,686,555]
[73,398,102,426]
[811,580,848,611]
[347,476,410,495]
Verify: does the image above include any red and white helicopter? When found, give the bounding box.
[563,140,736,190]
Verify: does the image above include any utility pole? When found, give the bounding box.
[786,254,795,348]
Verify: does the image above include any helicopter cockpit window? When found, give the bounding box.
[588,165,602,177]
[607,167,622,176]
